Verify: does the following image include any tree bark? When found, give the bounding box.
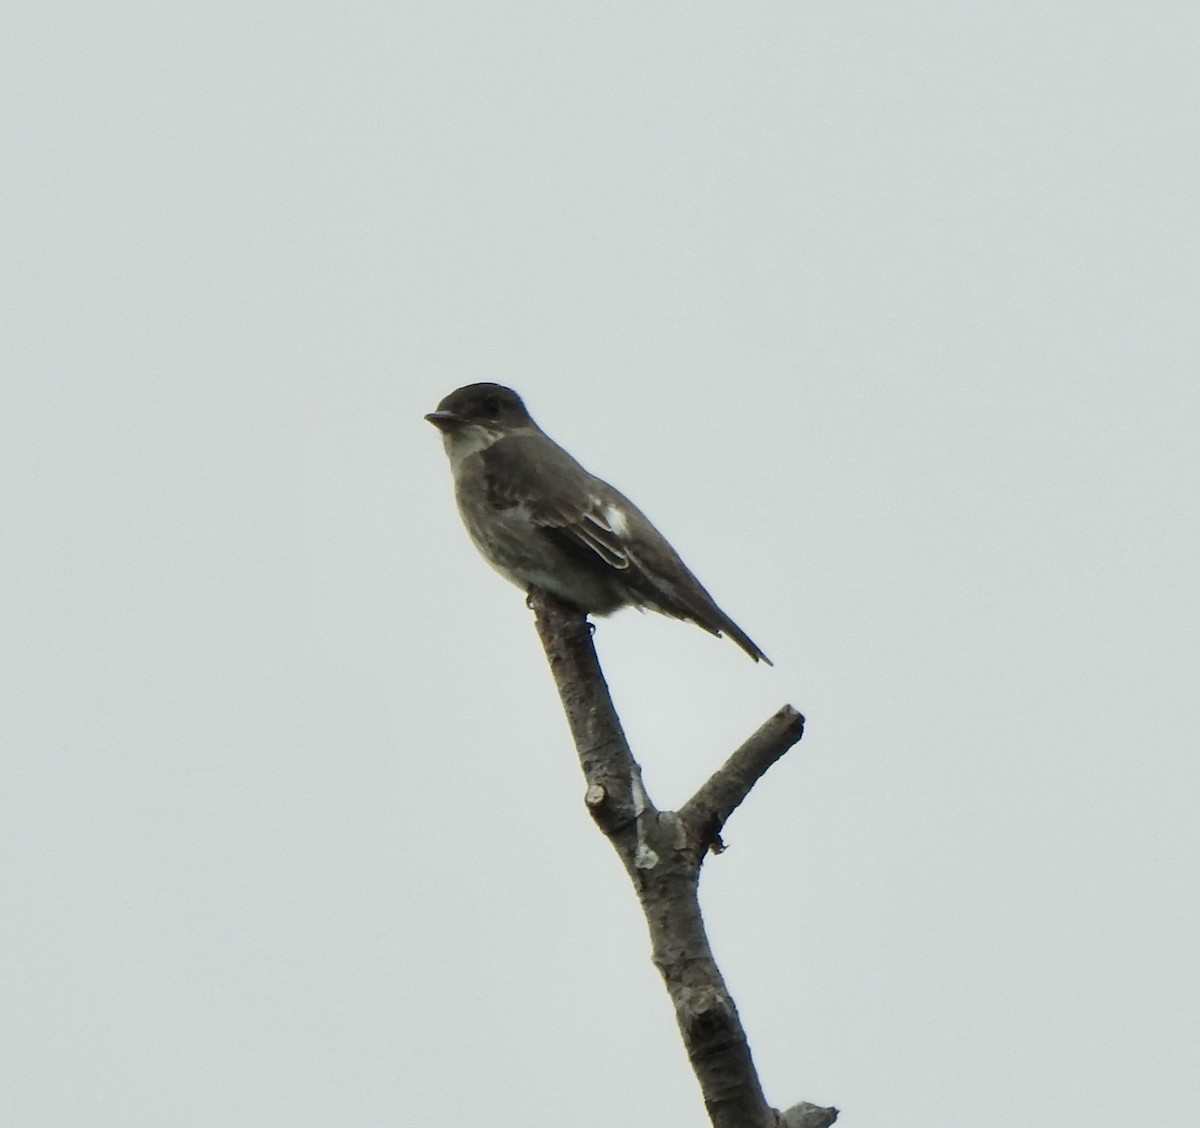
[528,589,838,1128]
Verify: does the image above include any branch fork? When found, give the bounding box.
[528,589,837,1128]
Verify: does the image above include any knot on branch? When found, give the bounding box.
[677,985,735,1040]
[584,783,607,809]
[779,1102,839,1128]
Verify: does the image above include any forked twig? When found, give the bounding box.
[529,589,837,1128]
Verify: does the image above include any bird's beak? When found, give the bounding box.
[424,410,465,432]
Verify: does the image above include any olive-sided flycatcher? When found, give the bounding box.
[425,383,771,664]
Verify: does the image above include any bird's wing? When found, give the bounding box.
[482,435,636,571]
[481,434,772,663]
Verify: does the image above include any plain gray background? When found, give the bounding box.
[4,4,1197,1125]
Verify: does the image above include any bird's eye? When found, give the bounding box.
[483,396,502,417]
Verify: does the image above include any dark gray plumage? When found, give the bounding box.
[426,383,771,664]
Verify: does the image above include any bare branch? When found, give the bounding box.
[528,587,650,835]
[527,587,834,1128]
[780,1102,841,1128]
[680,707,805,851]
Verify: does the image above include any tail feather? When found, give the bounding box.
[714,613,772,665]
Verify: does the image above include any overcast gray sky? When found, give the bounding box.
[3,4,1197,1126]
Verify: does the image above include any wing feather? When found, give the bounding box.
[483,435,634,571]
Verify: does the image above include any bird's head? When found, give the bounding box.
[425,383,536,433]
[425,384,538,467]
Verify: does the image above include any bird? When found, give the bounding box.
[425,383,771,664]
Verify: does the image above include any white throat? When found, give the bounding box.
[441,422,504,473]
